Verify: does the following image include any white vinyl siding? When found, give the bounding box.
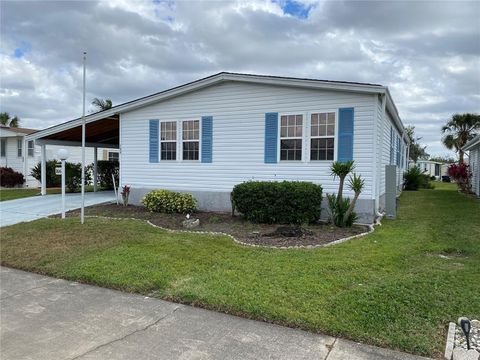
[120,81,376,199]
[468,146,480,196]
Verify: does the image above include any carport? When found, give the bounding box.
[25,113,120,195]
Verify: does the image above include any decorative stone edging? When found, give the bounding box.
[83,214,381,250]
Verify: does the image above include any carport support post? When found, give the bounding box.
[93,147,98,192]
[41,144,46,195]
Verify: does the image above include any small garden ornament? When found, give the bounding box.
[121,185,130,206]
[182,213,200,229]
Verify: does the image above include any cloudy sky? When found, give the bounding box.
[1,0,479,156]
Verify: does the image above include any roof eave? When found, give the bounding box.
[26,72,390,141]
[463,134,480,151]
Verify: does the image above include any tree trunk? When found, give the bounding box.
[337,176,346,204]
[459,150,465,164]
[342,192,360,227]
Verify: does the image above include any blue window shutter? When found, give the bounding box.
[264,113,278,163]
[337,107,354,162]
[149,119,159,163]
[201,116,213,163]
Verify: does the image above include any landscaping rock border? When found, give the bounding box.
[83,215,380,250]
[445,319,480,360]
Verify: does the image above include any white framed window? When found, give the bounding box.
[279,114,303,161]
[0,139,6,157]
[310,112,335,161]
[160,121,177,160]
[182,120,199,161]
[17,139,22,157]
[27,140,34,157]
[108,151,119,162]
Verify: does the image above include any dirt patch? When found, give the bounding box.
[64,204,370,248]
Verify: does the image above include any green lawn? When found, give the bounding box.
[0,186,98,201]
[0,188,60,201]
[1,183,478,357]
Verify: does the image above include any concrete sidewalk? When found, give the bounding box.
[0,267,432,360]
[0,191,115,227]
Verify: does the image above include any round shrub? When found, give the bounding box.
[0,167,25,187]
[142,189,197,214]
[231,181,323,224]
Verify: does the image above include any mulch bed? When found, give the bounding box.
[65,204,370,248]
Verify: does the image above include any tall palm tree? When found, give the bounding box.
[91,98,113,111]
[442,113,480,163]
[0,112,20,127]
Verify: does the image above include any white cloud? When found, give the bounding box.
[0,0,479,156]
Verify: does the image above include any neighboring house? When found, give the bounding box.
[1,125,118,188]
[463,135,480,197]
[26,72,409,222]
[410,160,443,179]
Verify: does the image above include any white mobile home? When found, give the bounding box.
[1,125,118,187]
[26,73,409,222]
[464,135,480,196]
[410,160,443,180]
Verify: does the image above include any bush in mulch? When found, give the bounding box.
[231,181,323,225]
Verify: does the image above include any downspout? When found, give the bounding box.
[371,94,379,214]
[376,93,387,218]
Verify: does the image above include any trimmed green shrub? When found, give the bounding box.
[65,162,92,192]
[142,189,197,214]
[31,160,60,187]
[0,167,25,187]
[87,160,118,190]
[231,181,323,224]
[404,166,434,190]
[31,160,91,192]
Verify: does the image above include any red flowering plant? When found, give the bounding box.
[121,185,131,206]
[447,163,472,193]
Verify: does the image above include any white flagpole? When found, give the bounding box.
[81,51,86,224]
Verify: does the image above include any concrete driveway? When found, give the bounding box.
[0,191,115,227]
[0,267,431,360]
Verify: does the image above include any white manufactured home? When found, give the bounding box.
[464,135,480,197]
[410,160,443,180]
[26,73,409,222]
[1,125,118,187]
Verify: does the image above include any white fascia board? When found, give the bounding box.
[0,128,26,138]
[223,73,387,94]
[463,135,480,151]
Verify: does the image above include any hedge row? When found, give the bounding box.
[231,181,323,224]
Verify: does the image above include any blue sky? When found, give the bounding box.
[275,0,313,18]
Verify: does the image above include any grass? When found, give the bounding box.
[0,185,98,201]
[1,182,479,357]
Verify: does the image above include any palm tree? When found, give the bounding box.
[91,98,113,111]
[342,173,365,227]
[0,112,20,127]
[442,113,480,163]
[330,160,355,203]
